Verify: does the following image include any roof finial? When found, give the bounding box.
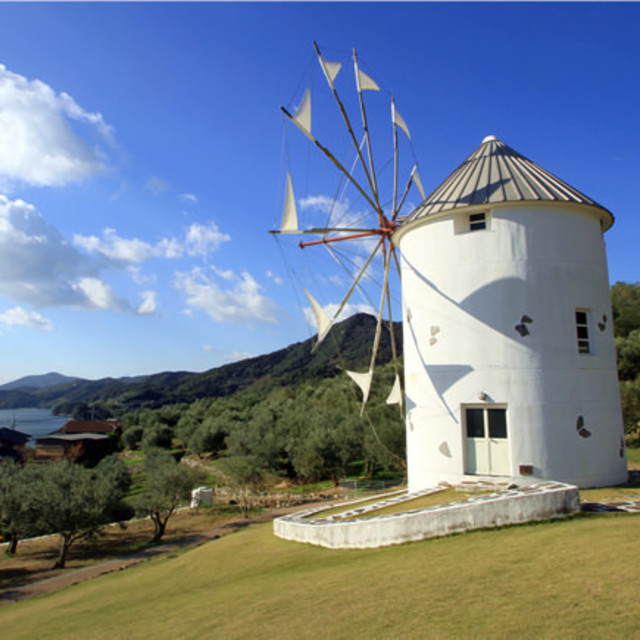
[482,135,498,144]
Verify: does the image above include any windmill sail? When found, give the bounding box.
[392,102,411,139]
[280,173,299,233]
[413,169,426,200]
[303,288,331,344]
[356,68,379,92]
[293,88,312,135]
[386,374,402,406]
[346,368,373,410]
[318,54,342,86]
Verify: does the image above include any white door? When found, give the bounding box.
[464,407,510,476]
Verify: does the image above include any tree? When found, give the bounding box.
[136,450,202,542]
[616,329,640,381]
[611,282,640,338]
[25,460,128,568]
[217,455,267,518]
[620,380,640,436]
[0,460,30,554]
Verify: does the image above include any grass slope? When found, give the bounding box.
[0,514,638,639]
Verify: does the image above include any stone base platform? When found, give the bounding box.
[273,482,580,549]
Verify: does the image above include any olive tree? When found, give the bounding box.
[136,450,203,542]
[23,460,131,568]
[0,459,31,554]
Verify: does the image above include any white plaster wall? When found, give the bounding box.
[396,203,627,490]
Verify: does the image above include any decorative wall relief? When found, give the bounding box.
[576,415,591,438]
[438,441,452,458]
[515,314,533,337]
[598,313,608,332]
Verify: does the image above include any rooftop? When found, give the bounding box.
[405,136,613,228]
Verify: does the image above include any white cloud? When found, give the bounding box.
[180,193,198,203]
[211,266,235,281]
[0,64,114,188]
[202,344,213,352]
[299,194,378,251]
[185,222,230,257]
[174,266,280,324]
[266,270,283,286]
[298,194,365,228]
[73,228,154,263]
[0,195,89,307]
[0,195,234,316]
[303,301,376,330]
[156,237,183,259]
[127,266,157,286]
[0,306,52,331]
[144,176,169,195]
[73,221,230,265]
[137,290,157,315]
[223,351,255,363]
[72,278,128,312]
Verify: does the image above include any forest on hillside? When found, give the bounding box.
[112,282,640,485]
[612,282,640,441]
[3,284,639,486]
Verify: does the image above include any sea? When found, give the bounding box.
[0,408,70,441]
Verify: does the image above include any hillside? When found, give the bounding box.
[0,516,637,638]
[0,372,83,392]
[0,314,402,412]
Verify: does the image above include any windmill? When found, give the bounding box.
[273,44,627,491]
[271,42,424,415]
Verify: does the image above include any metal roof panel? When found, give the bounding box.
[405,137,612,226]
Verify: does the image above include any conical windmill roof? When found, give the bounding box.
[405,136,614,229]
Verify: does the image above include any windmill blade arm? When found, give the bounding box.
[394,164,419,221]
[269,227,376,235]
[281,106,382,215]
[390,243,403,283]
[353,48,379,202]
[359,245,393,413]
[313,42,380,211]
[384,266,403,414]
[310,238,383,354]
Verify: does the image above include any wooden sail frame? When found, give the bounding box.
[272,43,425,412]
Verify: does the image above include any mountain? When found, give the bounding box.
[0,314,402,413]
[0,372,85,391]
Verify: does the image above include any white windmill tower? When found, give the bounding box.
[394,135,627,490]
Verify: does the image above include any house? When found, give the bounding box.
[35,419,120,463]
[52,419,121,436]
[0,426,31,462]
[35,432,115,463]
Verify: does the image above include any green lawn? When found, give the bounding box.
[626,446,640,467]
[1,513,638,638]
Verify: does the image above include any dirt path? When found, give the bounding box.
[0,507,298,607]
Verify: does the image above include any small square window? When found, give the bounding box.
[488,409,508,439]
[469,212,486,232]
[465,408,485,438]
[575,309,591,354]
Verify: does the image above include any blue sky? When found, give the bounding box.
[0,2,638,385]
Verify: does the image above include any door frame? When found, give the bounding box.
[462,404,511,477]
